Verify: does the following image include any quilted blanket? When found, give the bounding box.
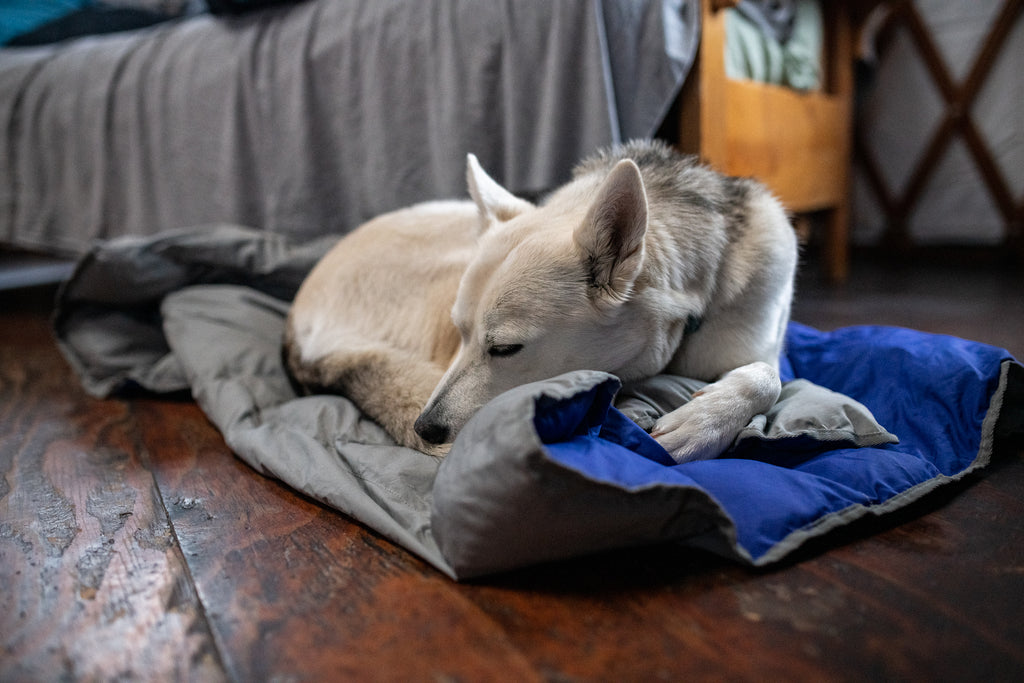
[55,226,1023,579]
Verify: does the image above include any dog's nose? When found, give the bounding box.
[414,416,449,445]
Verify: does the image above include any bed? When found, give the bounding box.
[0,0,696,254]
[1,0,858,281]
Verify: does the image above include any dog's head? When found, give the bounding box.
[414,154,651,446]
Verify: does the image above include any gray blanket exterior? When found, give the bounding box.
[55,225,457,572]
[54,226,903,579]
[0,0,697,254]
[163,285,454,575]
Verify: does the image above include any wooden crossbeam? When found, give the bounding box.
[855,0,1023,253]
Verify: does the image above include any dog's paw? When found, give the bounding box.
[649,362,781,464]
[650,395,743,464]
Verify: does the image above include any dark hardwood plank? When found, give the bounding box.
[793,257,1024,360]
[2,260,1023,682]
[131,348,1024,679]
[133,398,545,682]
[0,310,225,681]
[448,457,1024,681]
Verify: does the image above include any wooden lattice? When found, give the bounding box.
[855,0,1024,254]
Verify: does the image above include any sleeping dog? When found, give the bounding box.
[284,140,797,462]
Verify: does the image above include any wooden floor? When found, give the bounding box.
[2,253,1022,681]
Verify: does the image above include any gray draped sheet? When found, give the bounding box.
[0,0,698,254]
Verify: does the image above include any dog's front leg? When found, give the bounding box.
[650,361,781,463]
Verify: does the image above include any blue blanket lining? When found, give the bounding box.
[540,323,1017,562]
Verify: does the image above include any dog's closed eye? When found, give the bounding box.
[488,343,524,358]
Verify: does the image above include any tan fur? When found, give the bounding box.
[284,200,477,455]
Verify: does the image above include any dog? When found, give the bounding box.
[284,140,797,462]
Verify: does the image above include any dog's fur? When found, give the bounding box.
[284,141,797,462]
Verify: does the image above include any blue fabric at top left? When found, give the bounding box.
[0,1,91,44]
[541,322,1016,563]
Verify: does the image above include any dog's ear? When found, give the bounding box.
[575,159,648,304]
[466,154,533,229]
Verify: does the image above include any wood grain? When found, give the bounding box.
[132,398,544,682]
[701,0,852,212]
[0,310,224,681]
[2,269,1023,682]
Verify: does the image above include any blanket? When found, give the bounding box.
[55,226,1024,579]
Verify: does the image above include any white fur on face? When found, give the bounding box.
[421,210,656,436]
[417,158,664,439]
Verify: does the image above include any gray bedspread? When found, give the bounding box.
[1,0,697,254]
